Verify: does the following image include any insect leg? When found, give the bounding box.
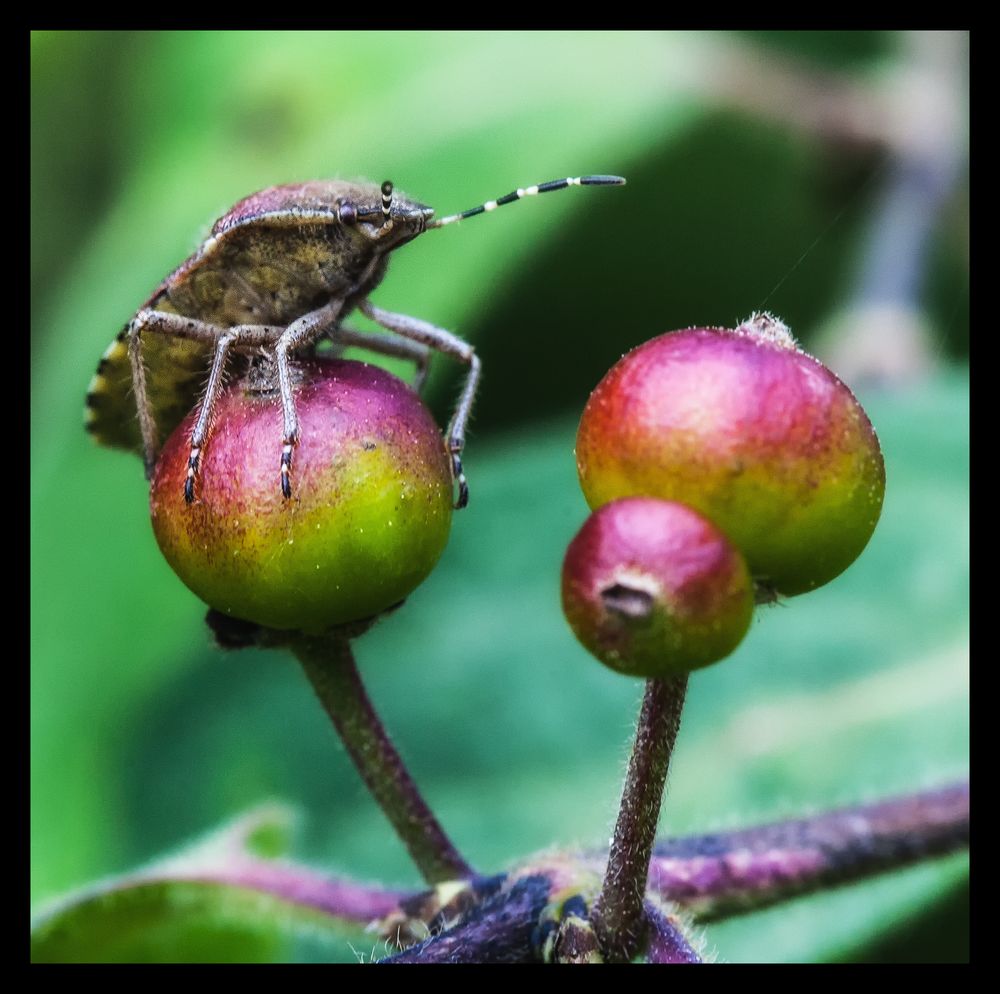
[183,323,280,502]
[127,309,232,478]
[275,299,346,498]
[183,329,243,503]
[328,326,433,393]
[359,300,481,509]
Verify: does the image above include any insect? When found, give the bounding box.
[85,174,626,508]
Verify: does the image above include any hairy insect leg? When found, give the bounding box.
[183,324,279,504]
[275,299,347,498]
[359,301,481,509]
[328,326,433,393]
[127,309,234,479]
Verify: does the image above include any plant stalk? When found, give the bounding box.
[648,779,970,921]
[591,674,688,961]
[292,630,473,885]
[643,901,702,963]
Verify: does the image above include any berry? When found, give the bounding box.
[562,497,753,678]
[576,316,885,596]
[150,358,453,633]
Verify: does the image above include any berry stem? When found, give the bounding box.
[591,674,689,961]
[291,631,473,885]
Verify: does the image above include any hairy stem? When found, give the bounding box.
[292,631,473,885]
[378,782,967,962]
[155,860,410,923]
[591,675,689,961]
[647,780,969,921]
[382,875,553,964]
[643,901,702,963]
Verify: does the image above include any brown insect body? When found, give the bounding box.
[86,172,624,505]
[87,181,432,456]
[154,181,428,327]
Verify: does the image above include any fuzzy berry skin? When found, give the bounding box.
[562,498,753,678]
[150,358,452,633]
[576,322,885,596]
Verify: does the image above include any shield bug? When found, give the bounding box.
[85,175,626,508]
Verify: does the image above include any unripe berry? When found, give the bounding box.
[562,497,753,678]
[576,316,885,596]
[150,358,453,633]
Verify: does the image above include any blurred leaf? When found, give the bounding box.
[838,878,969,963]
[738,30,897,69]
[30,805,389,963]
[30,872,376,965]
[32,880,293,963]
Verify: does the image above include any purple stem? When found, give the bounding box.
[647,780,969,921]
[644,901,702,963]
[173,860,410,922]
[591,675,689,962]
[145,860,407,922]
[382,875,553,964]
[292,631,473,885]
[31,858,413,935]
[57,783,957,962]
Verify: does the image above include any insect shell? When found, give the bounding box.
[85,175,626,508]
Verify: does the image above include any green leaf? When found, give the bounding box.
[30,806,396,964]
[32,880,300,964]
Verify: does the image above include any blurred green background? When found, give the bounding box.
[31,31,968,962]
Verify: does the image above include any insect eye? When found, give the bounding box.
[338,202,358,225]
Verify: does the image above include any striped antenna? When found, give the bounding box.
[354,180,398,223]
[426,175,626,229]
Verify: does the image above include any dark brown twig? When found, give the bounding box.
[292,630,473,885]
[590,675,689,961]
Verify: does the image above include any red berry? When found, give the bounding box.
[562,498,753,678]
[150,358,453,633]
[576,317,885,596]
